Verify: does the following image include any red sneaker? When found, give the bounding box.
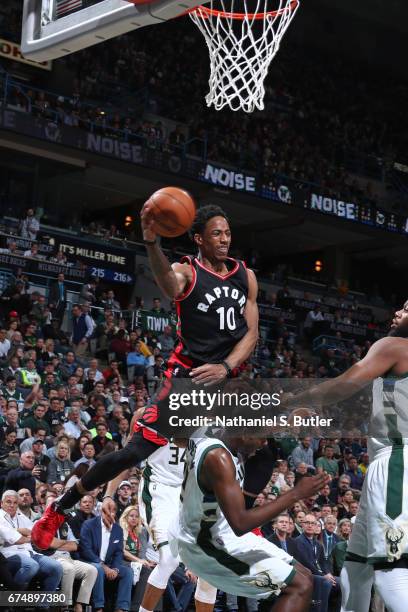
[31,502,66,550]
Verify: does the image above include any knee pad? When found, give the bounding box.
[147,545,180,590]
[195,578,217,604]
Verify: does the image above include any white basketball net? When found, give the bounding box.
[190,0,299,113]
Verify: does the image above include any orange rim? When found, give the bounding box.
[190,0,299,20]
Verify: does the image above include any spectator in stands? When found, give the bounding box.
[0,426,19,458]
[74,441,96,468]
[20,208,40,240]
[169,124,186,149]
[30,438,50,482]
[0,519,34,590]
[84,358,104,382]
[47,439,74,484]
[0,490,62,591]
[0,240,19,256]
[19,358,41,388]
[79,498,133,612]
[266,514,296,555]
[316,483,336,507]
[110,330,131,368]
[71,303,95,357]
[60,351,78,381]
[158,324,175,360]
[5,450,40,498]
[114,480,132,520]
[127,340,148,382]
[348,500,359,519]
[293,513,339,612]
[315,445,339,478]
[291,436,315,471]
[151,297,166,314]
[45,397,66,430]
[113,417,130,449]
[1,375,22,401]
[0,328,11,362]
[17,487,40,521]
[79,279,97,305]
[30,293,48,325]
[103,290,121,311]
[358,452,370,475]
[49,250,69,265]
[336,518,352,541]
[321,516,340,572]
[345,456,364,490]
[119,505,151,586]
[22,403,50,436]
[304,305,325,340]
[64,406,88,439]
[23,242,41,259]
[48,272,68,322]
[337,489,355,520]
[0,407,25,443]
[91,422,111,458]
[69,494,96,539]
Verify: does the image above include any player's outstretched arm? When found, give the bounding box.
[201,447,329,536]
[141,200,191,299]
[286,336,402,410]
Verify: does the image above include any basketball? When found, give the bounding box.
[148,187,196,238]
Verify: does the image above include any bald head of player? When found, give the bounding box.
[189,204,230,263]
[389,300,408,337]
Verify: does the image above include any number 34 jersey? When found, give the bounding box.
[144,442,186,487]
[175,256,249,364]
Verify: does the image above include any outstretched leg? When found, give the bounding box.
[32,431,162,549]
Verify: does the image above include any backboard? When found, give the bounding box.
[21,0,201,63]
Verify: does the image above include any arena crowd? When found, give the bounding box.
[0,252,378,612]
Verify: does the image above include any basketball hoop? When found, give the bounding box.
[189,0,300,113]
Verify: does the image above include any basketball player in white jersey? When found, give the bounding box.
[138,441,217,612]
[173,432,329,611]
[285,300,408,612]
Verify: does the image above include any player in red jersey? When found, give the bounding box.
[32,204,259,550]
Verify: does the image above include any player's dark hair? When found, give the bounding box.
[189,205,229,239]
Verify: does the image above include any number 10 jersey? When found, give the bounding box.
[175,256,249,364]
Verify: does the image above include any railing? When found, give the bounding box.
[312,335,355,354]
[0,63,393,185]
[0,72,208,161]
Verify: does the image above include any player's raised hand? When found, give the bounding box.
[293,471,330,500]
[140,200,157,242]
[102,497,116,528]
[190,363,228,386]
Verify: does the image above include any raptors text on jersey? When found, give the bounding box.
[175,256,249,364]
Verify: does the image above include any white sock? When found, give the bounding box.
[340,560,373,612]
[139,607,153,612]
[374,568,408,612]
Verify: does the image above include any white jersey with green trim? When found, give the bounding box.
[368,375,408,460]
[144,442,186,487]
[178,436,244,546]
